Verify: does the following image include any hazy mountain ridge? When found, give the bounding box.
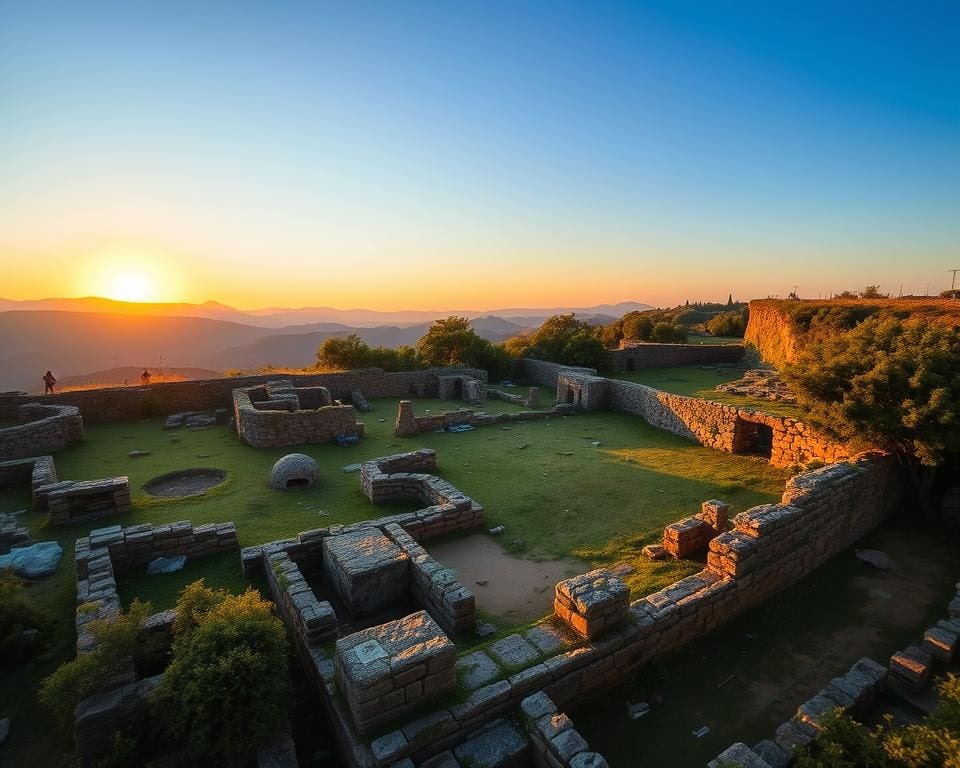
[0,296,650,328]
[0,303,610,391]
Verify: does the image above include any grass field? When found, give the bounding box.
[612,365,807,420]
[0,394,791,765]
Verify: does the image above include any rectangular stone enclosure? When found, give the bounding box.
[40,477,132,525]
[335,610,456,735]
[323,528,410,618]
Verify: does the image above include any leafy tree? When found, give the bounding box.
[415,316,511,378]
[157,586,289,765]
[529,314,594,361]
[650,321,687,343]
[316,334,374,370]
[0,569,44,661]
[622,314,654,342]
[783,316,960,515]
[706,308,749,337]
[560,334,610,370]
[860,285,886,299]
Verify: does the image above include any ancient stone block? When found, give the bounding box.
[890,645,933,694]
[335,611,456,735]
[554,569,629,639]
[452,718,526,768]
[323,529,409,618]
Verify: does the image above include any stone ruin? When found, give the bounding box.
[716,368,798,403]
[233,379,364,448]
[438,374,486,406]
[269,453,320,490]
[37,476,132,526]
[0,401,84,461]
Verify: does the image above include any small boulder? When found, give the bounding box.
[0,541,63,578]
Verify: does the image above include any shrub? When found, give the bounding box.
[157,586,289,765]
[39,600,154,725]
[795,674,960,768]
[0,568,44,661]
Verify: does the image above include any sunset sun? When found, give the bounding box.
[76,245,183,304]
[103,270,155,302]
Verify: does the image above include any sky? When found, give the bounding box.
[1,1,958,310]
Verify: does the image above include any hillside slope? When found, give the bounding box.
[745,298,960,367]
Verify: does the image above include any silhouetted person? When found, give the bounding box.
[43,370,57,395]
[141,369,151,385]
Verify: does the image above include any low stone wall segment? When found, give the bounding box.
[610,340,744,371]
[384,523,476,635]
[0,402,84,460]
[234,384,364,448]
[555,373,848,468]
[0,367,488,423]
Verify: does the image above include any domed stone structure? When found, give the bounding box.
[270,453,320,490]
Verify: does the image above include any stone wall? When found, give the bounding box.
[384,522,476,635]
[265,549,338,645]
[72,520,239,762]
[394,400,577,437]
[37,477,132,525]
[518,360,597,389]
[0,403,84,460]
[338,454,901,768]
[558,374,848,468]
[521,691,609,768]
[0,454,58,496]
[234,385,364,448]
[610,341,744,371]
[0,367,488,423]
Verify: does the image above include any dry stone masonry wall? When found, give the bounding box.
[556,372,847,468]
[610,340,744,371]
[0,402,83,460]
[393,399,576,437]
[37,476,131,525]
[0,367,488,423]
[234,383,364,448]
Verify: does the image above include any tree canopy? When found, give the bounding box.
[783,316,960,467]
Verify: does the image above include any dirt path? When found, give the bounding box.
[428,534,585,623]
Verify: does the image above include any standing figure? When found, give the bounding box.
[140,369,152,386]
[43,370,57,394]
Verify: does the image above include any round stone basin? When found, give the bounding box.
[143,468,226,498]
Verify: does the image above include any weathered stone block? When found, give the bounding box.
[335,611,455,735]
[554,569,629,639]
[323,529,409,618]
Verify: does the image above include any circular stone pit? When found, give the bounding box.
[143,468,227,498]
[270,453,320,490]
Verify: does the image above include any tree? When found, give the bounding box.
[860,285,886,299]
[650,322,687,343]
[158,584,289,765]
[727,293,734,307]
[316,334,373,370]
[529,314,593,361]
[706,308,749,337]
[560,334,610,370]
[417,316,485,367]
[622,314,654,342]
[783,316,960,516]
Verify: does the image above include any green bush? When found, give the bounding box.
[795,674,960,768]
[0,568,44,661]
[157,586,289,765]
[39,600,154,725]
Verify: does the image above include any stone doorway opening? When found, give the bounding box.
[733,418,774,460]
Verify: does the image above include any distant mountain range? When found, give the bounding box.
[0,296,649,328]
[0,297,649,392]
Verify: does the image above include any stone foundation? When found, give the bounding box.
[662,500,729,558]
[335,610,456,735]
[234,382,364,448]
[38,477,132,525]
[324,529,410,618]
[0,402,84,460]
[610,340,744,371]
[393,400,576,437]
[554,570,630,639]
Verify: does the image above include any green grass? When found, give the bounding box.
[612,365,807,420]
[0,394,790,764]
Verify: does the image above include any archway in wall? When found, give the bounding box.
[625,358,636,372]
[733,417,773,459]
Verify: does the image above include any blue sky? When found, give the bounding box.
[1,1,957,308]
